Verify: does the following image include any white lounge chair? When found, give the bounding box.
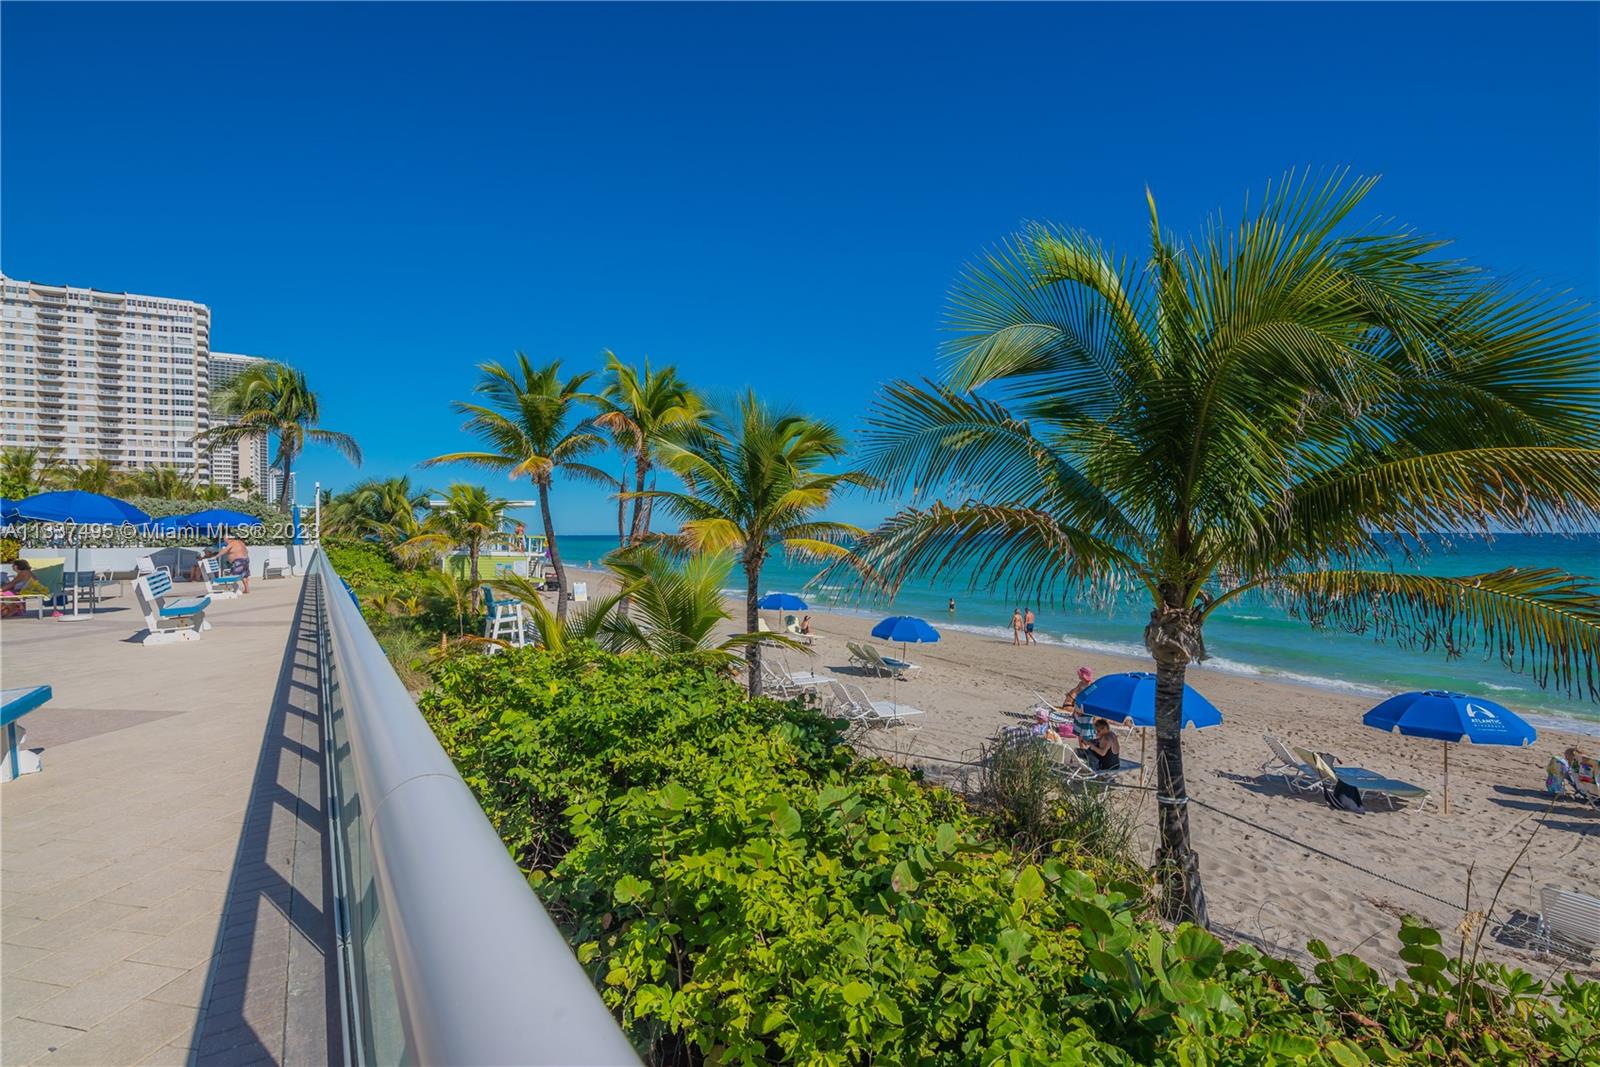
[1296,747,1431,812]
[777,658,832,692]
[783,615,815,646]
[1262,735,1323,793]
[846,642,872,670]
[198,556,245,599]
[1538,886,1600,959]
[841,682,923,727]
[862,644,919,679]
[134,571,212,645]
[136,555,174,582]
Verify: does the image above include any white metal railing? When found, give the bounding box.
[311,547,637,1065]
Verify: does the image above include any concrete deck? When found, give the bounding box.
[1,577,340,1066]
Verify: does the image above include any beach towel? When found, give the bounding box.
[1322,779,1365,813]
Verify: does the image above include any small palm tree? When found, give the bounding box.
[120,465,197,499]
[604,547,789,663]
[641,391,874,695]
[426,567,479,637]
[592,353,703,545]
[491,573,624,653]
[0,447,61,498]
[399,483,509,604]
[237,476,261,502]
[424,355,605,618]
[333,476,428,545]
[55,459,121,494]
[853,173,1600,925]
[194,484,233,502]
[199,361,361,512]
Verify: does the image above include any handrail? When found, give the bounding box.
[310,547,638,1066]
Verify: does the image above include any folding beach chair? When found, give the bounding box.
[1262,735,1323,793]
[1296,746,1431,812]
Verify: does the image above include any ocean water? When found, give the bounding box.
[557,532,1600,735]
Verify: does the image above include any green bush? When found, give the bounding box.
[422,647,1600,1066]
[323,539,407,592]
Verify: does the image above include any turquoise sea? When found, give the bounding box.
[557,532,1600,735]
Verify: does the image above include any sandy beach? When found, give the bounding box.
[566,566,1600,981]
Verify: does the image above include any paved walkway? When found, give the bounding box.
[1,576,340,1066]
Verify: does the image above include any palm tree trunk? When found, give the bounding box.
[628,453,650,544]
[744,551,763,697]
[1145,595,1210,927]
[279,441,296,514]
[469,543,481,610]
[537,479,570,619]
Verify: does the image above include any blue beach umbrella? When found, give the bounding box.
[869,615,940,704]
[1077,671,1223,729]
[758,592,809,632]
[870,615,941,645]
[0,498,17,525]
[14,492,153,618]
[1362,690,1536,813]
[148,508,266,535]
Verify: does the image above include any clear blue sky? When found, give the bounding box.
[5,2,1596,533]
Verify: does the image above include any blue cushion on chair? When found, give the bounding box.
[158,596,211,617]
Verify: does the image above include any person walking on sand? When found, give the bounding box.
[1024,607,1037,645]
[1011,608,1023,645]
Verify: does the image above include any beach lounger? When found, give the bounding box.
[1537,886,1600,959]
[134,571,212,645]
[833,681,922,728]
[1,684,51,781]
[863,644,919,679]
[783,616,815,645]
[846,642,872,670]
[199,556,245,599]
[777,658,832,692]
[1261,735,1323,793]
[1296,747,1430,812]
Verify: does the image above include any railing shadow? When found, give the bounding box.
[185,581,343,1065]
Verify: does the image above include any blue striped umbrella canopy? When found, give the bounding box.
[1363,690,1536,814]
[1076,671,1223,729]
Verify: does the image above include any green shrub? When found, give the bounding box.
[422,647,1600,1066]
[323,539,406,592]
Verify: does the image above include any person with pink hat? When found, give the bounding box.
[1058,666,1094,711]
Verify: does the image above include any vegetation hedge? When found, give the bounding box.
[421,647,1600,1066]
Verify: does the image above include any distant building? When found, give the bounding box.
[2,273,212,477]
[208,351,274,495]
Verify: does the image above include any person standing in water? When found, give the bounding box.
[1024,607,1037,645]
[1010,607,1023,645]
[947,597,956,613]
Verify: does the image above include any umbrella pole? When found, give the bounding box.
[1443,741,1449,815]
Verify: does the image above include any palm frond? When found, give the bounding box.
[1272,567,1600,699]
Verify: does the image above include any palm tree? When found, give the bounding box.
[56,459,121,494]
[641,391,874,695]
[120,465,198,499]
[237,476,261,502]
[491,573,624,653]
[0,447,61,498]
[199,361,361,512]
[423,355,605,618]
[604,547,791,664]
[399,483,509,604]
[850,173,1600,925]
[332,476,428,545]
[592,353,703,546]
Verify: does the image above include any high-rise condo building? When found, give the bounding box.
[208,351,274,495]
[2,273,212,477]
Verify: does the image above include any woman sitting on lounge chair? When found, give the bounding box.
[1079,717,1120,771]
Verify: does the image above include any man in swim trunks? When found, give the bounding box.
[1024,607,1037,645]
[222,530,251,594]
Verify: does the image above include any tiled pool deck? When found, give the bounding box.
[1,576,340,1066]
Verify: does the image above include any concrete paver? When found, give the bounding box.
[1,577,340,1065]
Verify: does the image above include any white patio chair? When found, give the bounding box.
[198,556,245,599]
[1538,886,1600,959]
[134,571,212,645]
